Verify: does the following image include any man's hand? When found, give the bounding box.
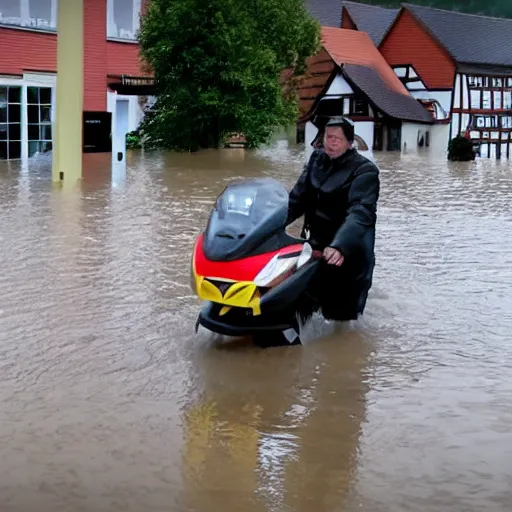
[323,247,344,266]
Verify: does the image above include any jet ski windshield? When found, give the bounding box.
[202,178,292,261]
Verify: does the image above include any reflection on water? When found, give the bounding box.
[1,141,512,512]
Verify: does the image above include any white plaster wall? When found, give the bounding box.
[305,121,318,148]
[453,74,461,109]
[429,123,451,157]
[401,122,450,156]
[326,74,354,95]
[401,122,426,152]
[450,113,460,139]
[354,121,374,152]
[460,73,469,109]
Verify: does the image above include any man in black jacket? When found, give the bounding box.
[287,116,380,322]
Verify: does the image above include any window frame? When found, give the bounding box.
[106,0,142,43]
[0,0,57,33]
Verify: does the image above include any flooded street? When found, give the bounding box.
[1,140,512,512]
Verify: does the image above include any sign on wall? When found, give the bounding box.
[83,111,112,153]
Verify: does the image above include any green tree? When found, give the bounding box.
[137,0,321,151]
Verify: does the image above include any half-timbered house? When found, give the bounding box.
[296,27,435,153]
[379,3,512,159]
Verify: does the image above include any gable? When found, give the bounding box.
[341,1,399,46]
[403,3,512,68]
[296,48,337,119]
[380,9,456,90]
[341,7,357,30]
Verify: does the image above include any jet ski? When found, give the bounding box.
[190,177,322,346]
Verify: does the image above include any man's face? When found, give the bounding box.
[323,126,350,158]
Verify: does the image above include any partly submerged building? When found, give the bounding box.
[379,3,512,159]
[296,27,439,153]
[0,0,153,161]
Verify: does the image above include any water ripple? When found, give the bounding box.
[1,144,512,511]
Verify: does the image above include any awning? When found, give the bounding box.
[107,75,156,95]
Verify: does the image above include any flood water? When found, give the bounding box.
[1,140,512,512]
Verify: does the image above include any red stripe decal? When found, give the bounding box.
[193,234,303,282]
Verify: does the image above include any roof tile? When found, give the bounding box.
[342,1,399,46]
[404,3,512,67]
[320,27,433,123]
[304,0,342,27]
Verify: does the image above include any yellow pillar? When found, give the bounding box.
[52,0,84,183]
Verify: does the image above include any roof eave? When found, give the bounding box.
[298,63,343,124]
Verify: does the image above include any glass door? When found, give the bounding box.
[0,86,22,160]
[27,86,53,157]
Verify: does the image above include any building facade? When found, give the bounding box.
[379,3,512,159]
[0,0,152,161]
[296,27,440,154]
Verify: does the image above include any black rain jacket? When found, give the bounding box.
[286,147,380,320]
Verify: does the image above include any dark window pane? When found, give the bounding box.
[28,124,39,141]
[0,87,6,103]
[27,87,39,104]
[0,124,7,140]
[8,86,21,103]
[40,123,52,140]
[0,104,6,123]
[41,141,52,152]
[8,141,21,159]
[39,87,52,104]
[28,141,40,157]
[40,105,51,122]
[9,123,21,141]
[0,142,7,160]
[353,100,369,116]
[28,105,39,123]
[8,103,20,123]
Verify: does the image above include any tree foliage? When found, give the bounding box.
[137,0,321,151]
[448,135,476,161]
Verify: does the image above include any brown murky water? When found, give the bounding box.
[1,139,512,512]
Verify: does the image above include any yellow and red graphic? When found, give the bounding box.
[191,234,303,316]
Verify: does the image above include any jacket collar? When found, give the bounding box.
[328,147,357,165]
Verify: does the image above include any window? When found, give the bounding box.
[0,0,56,31]
[0,86,22,160]
[502,116,512,129]
[352,99,369,116]
[494,91,502,109]
[504,92,512,110]
[343,98,350,115]
[27,86,52,157]
[107,0,142,41]
[470,90,481,109]
[482,91,491,109]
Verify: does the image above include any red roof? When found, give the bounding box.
[321,27,411,97]
[296,27,433,123]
